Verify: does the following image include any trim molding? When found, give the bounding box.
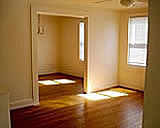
[60,68,83,78]
[91,84,118,93]
[10,98,33,110]
[92,84,144,93]
[119,84,144,92]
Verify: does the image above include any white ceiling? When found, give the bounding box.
[53,0,148,10]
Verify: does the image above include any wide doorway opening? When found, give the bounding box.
[32,12,88,105]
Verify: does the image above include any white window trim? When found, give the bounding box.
[127,16,148,67]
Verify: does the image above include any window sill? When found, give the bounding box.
[128,63,147,68]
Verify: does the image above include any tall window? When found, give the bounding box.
[128,17,148,66]
[79,21,85,61]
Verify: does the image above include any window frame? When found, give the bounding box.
[127,16,148,67]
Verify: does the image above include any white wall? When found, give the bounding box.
[38,15,60,75]
[0,0,120,108]
[59,17,85,77]
[118,9,148,90]
[143,1,160,127]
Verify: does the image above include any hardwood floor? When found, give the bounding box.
[11,74,144,128]
[38,73,84,100]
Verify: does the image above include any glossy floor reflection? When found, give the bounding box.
[11,86,143,128]
[38,73,84,101]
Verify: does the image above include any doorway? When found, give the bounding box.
[31,10,88,105]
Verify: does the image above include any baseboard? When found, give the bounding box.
[60,68,83,78]
[10,98,33,110]
[38,67,59,76]
[119,84,144,92]
[92,84,144,93]
[38,71,57,76]
[38,72,57,77]
[92,84,119,93]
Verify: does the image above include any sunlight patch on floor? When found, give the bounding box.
[38,79,76,85]
[54,79,76,84]
[78,93,110,100]
[38,80,59,85]
[40,96,85,109]
[78,88,133,100]
[98,90,128,97]
[111,88,136,93]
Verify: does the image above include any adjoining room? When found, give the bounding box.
[36,14,87,101]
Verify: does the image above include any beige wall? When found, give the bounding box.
[0,92,10,128]
[32,2,120,94]
[38,15,60,75]
[0,0,33,107]
[118,9,148,90]
[88,9,120,92]
[0,0,119,108]
[37,15,84,77]
[59,17,85,77]
[143,1,160,127]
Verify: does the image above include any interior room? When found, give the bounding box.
[37,14,86,101]
[3,0,160,128]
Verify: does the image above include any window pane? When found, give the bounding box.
[129,48,147,65]
[128,17,148,66]
[79,22,85,61]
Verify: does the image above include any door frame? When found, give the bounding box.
[31,4,89,105]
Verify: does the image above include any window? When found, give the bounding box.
[79,21,85,61]
[128,17,148,66]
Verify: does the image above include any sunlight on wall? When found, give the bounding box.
[87,80,92,93]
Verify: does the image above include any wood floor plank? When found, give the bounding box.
[11,73,144,128]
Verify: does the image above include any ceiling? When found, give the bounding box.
[53,0,148,10]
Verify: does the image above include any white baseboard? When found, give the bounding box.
[91,84,144,93]
[103,84,119,90]
[119,84,144,91]
[90,84,118,93]
[10,98,33,110]
[38,71,57,76]
[38,67,58,75]
[60,69,83,78]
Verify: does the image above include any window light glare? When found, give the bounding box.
[54,79,76,84]
[38,80,59,85]
[78,93,110,101]
[98,91,128,97]
[79,22,85,61]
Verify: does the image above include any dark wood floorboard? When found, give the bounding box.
[39,73,84,100]
[11,74,144,128]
